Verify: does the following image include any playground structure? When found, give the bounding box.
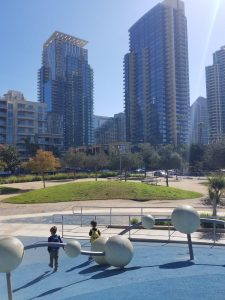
[1,205,225,300]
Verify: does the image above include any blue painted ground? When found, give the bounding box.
[1,237,225,299]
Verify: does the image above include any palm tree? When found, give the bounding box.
[208,174,225,217]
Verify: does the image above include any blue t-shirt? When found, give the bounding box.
[48,234,63,252]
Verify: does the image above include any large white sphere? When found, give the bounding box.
[105,235,133,267]
[91,236,108,265]
[141,215,155,229]
[0,236,24,273]
[65,240,81,258]
[171,205,200,234]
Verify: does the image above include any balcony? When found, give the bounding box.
[0,112,6,118]
[0,104,7,109]
[17,114,35,120]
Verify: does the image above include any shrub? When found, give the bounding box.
[200,212,225,228]
[130,217,140,225]
[155,220,172,226]
[0,171,118,184]
[98,171,117,178]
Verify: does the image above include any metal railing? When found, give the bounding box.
[53,205,225,244]
[71,205,167,225]
[53,205,175,241]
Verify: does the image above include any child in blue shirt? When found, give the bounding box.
[48,226,63,272]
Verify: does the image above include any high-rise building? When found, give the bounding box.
[124,0,190,146]
[38,31,94,149]
[93,115,110,130]
[190,97,208,144]
[94,112,126,145]
[206,46,225,143]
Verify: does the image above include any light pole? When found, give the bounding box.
[118,145,122,180]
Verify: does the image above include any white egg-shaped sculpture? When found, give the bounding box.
[0,236,24,273]
[91,236,108,265]
[65,240,81,258]
[171,205,200,234]
[105,235,133,267]
[141,215,155,229]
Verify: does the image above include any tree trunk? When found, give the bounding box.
[166,170,169,187]
[212,197,217,218]
[95,171,98,181]
[144,167,147,178]
[42,173,46,188]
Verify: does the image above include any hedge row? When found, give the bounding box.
[0,171,117,184]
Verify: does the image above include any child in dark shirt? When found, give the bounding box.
[48,226,63,272]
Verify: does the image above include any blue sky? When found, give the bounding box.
[0,0,225,117]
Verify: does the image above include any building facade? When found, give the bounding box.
[38,31,94,149]
[124,0,190,146]
[93,115,110,130]
[190,97,208,144]
[94,112,126,145]
[0,90,63,159]
[206,46,225,143]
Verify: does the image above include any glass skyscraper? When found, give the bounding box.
[190,97,208,145]
[206,46,225,143]
[38,31,93,149]
[124,0,190,146]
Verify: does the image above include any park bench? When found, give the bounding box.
[141,177,160,185]
[107,175,126,181]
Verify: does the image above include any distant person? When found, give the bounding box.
[88,220,101,260]
[48,226,63,272]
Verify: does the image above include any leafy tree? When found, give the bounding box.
[62,149,86,176]
[84,153,109,181]
[188,144,206,175]
[158,145,182,187]
[208,174,225,217]
[24,150,60,188]
[109,149,141,180]
[108,148,120,171]
[0,160,6,171]
[139,144,159,177]
[120,152,141,181]
[203,143,225,171]
[0,145,20,173]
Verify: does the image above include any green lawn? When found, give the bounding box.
[5,181,202,204]
[0,186,21,195]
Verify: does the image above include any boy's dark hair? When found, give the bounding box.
[90,220,97,227]
[50,226,57,234]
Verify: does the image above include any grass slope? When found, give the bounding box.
[0,186,21,195]
[5,181,202,204]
